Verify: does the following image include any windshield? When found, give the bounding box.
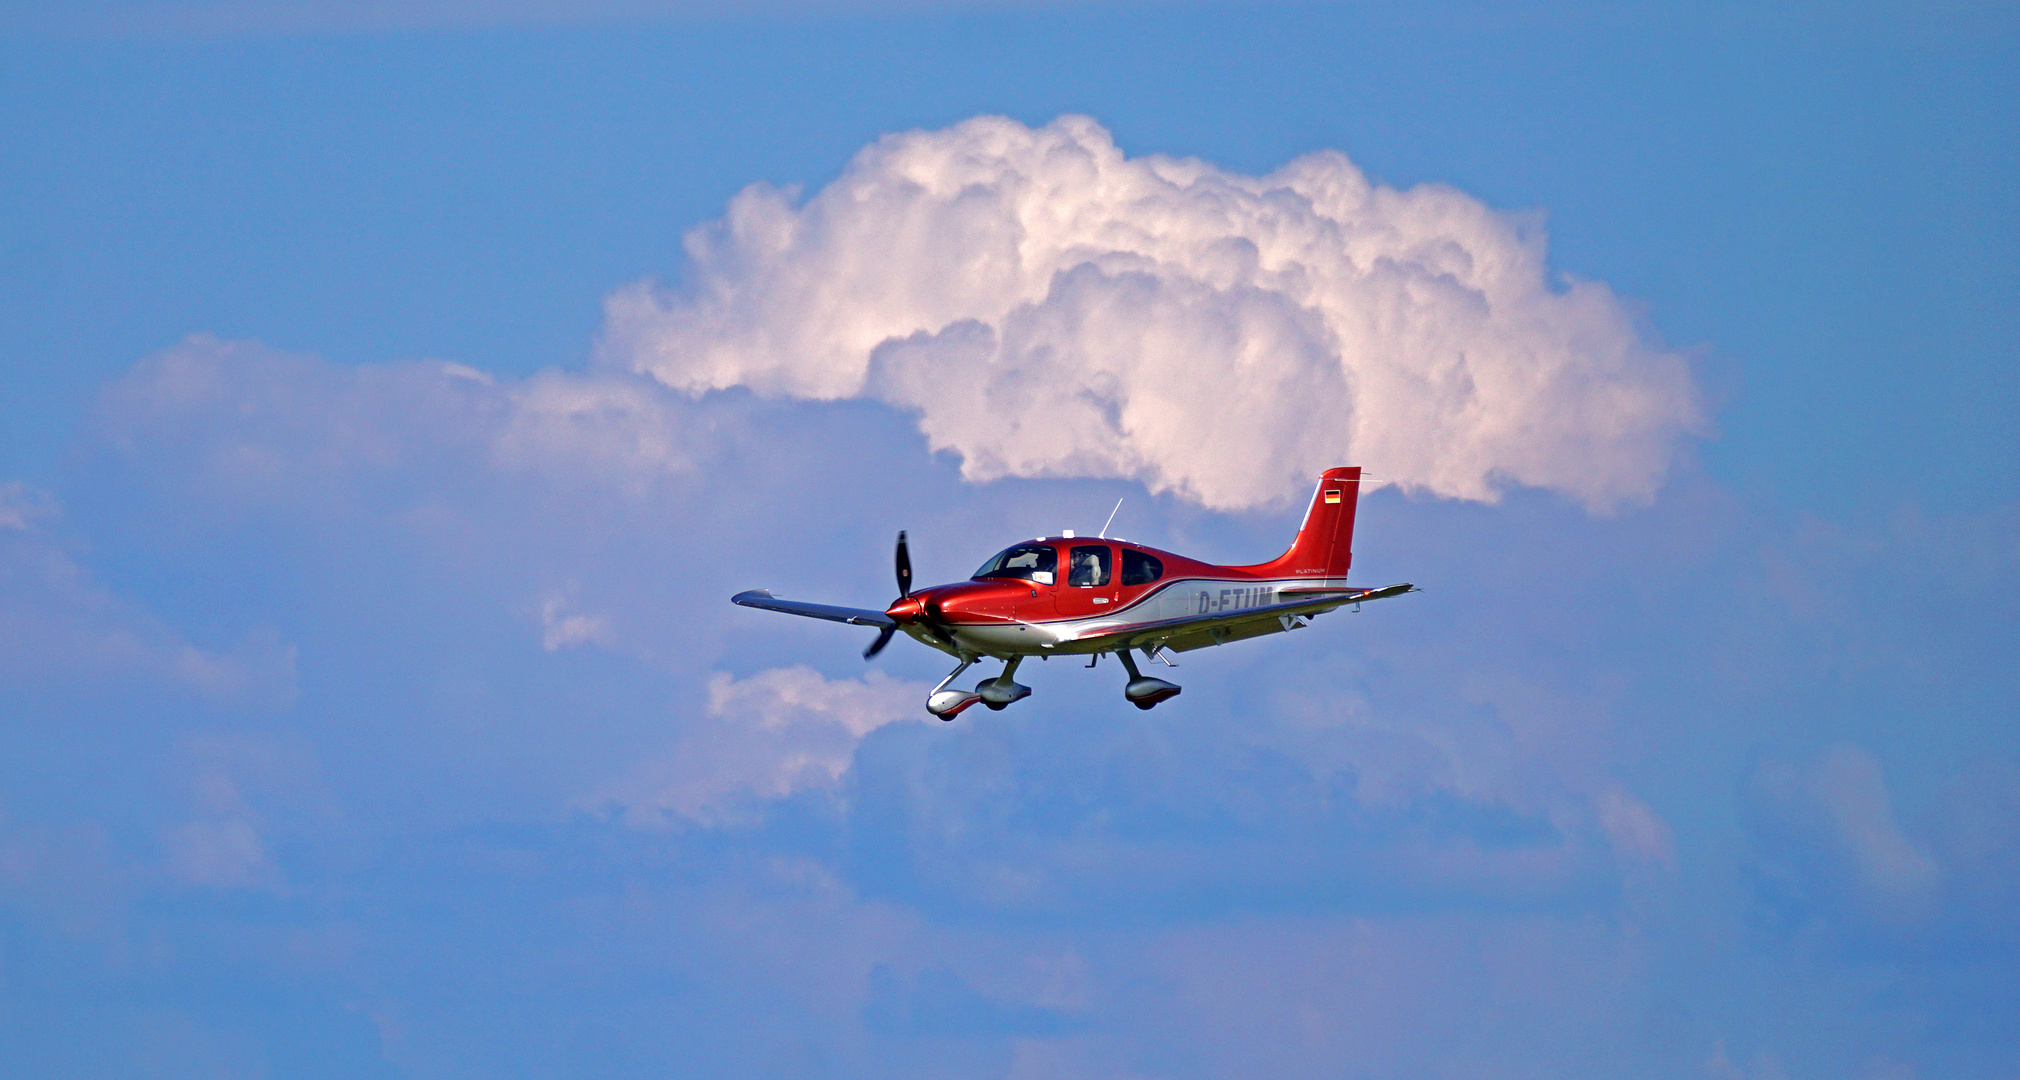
[973,543,1058,584]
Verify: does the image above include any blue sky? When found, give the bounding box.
[1,3,2016,1078]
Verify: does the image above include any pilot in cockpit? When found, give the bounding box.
[1068,548,1104,588]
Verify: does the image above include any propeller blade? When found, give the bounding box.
[863,624,898,659]
[895,530,912,598]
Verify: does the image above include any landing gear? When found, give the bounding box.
[1117,648,1181,710]
[925,657,982,719]
[977,656,1031,711]
[926,655,1033,719]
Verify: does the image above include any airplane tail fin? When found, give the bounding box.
[1243,467,1361,582]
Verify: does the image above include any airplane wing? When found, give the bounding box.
[1081,582,1416,654]
[731,589,897,629]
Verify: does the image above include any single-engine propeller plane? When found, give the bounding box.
[732,467,1415,718]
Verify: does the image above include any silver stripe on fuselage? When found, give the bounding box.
[943,577,1348,654]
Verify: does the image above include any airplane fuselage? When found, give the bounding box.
[893,542,1347,659]
[730,466,1412,716]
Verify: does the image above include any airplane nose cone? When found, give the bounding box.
[911,581,1028,622]
[886,596,925,622]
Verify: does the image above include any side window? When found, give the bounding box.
[1121,549,1163,586]
[973,543,1057,585]
[1067,545,1112,587]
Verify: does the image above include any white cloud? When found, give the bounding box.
[539,594,617,652]
[602,115,1705,511]
[599,666,928,826]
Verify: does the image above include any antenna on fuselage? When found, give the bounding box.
[1098,498,1124,539]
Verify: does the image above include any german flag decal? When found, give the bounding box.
[1323,489,1342,504]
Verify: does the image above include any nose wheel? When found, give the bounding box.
[1118,648,1180,709]
[925,657,981,718]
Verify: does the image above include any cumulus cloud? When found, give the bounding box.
[600,666,929,826]
[602,114,1704,511]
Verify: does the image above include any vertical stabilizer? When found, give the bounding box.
[1240,467,1361,582]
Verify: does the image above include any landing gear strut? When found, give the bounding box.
[1118,648,1181,709]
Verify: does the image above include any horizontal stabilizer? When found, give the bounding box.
[731,589,896,628]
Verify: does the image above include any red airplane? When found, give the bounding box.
[732,467,1414,718]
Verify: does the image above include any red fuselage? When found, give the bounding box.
[884,537,1340,658]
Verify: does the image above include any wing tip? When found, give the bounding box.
[1360,582,1417,600]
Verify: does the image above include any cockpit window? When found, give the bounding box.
[1121,549,1163,586]
[1067,545,1112,587]
[973,543,1058,584]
